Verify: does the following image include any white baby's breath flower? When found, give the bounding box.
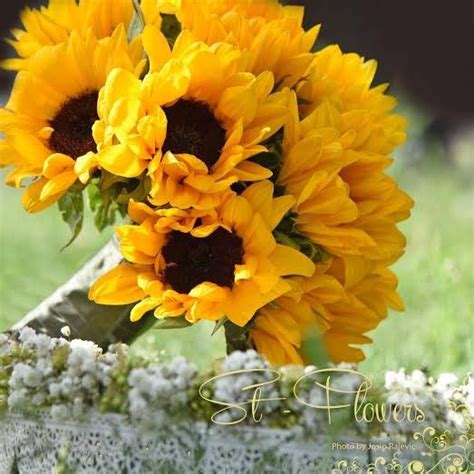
[0,333,11,356]
[384,369,407,391]
[213,351,281,425]
[410,370,427,390]
[167,356,197,380]
[72,397,85,418]
[434,373,458,394]
[51,404,69,420]
[32,392,46,406]
[48,382,62,398]
[127,357,197,422]
[10,363,43,389]
[60,326,71,338]
[464,376,474,413]
[18,327,36,344]
[7,388,28,408]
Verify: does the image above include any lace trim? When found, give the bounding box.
[0,411,432,473]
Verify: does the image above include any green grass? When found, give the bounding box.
[0,143,472,377]
[359,156,473,380]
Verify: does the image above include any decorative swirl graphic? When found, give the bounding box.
[332,426,473,473]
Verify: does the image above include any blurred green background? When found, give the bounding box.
[0,98,473,381]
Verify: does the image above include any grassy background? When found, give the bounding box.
[0,104,472,380]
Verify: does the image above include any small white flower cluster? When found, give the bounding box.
[1,331,472,438]
[383,369,473,434]
[7,327,66,410]
[6,327,120,420]
[0,332,15,357]
[128,356,197,427]
[282,363,361,434]
[437,373,474,433]
[212,350,282,424]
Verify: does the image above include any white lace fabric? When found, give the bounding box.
[0,411,413,473]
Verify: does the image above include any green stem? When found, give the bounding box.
[223,321,252,354]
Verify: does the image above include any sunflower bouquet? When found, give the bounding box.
[0,0,413,365]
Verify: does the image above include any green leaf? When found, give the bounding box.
[274,211,298,235]
[153,316,192,330]
[99,170,128,190]
[58,192,84,250]
[273,231,301,251]
[211,317,228,336]
[249,128,284,183]
[87,182,119,232]
[274,229,330,263]
[128,0,145,42]
[115,174,151,205]
[224,321,252,353]
[161,14,182,48]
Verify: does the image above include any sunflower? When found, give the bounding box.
[176,0,320,88]
[76,25,289,210]
[0,26,143,212]
[298,46,413,267]
[2,0,135,71]
[324,264,404,363]
[251,266,345,365]
[276,57,413,310]
[89,181,315,327]
[278,96,375,257]
[251,261,403,365]
[251,47,414,363]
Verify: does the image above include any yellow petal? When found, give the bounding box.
[142,60,190,107]
[252,329,290,366]
[271,195,295,230]
[128,199,157,224]
[242,180,273,224]
[233,160,273,181]
[142,25,171,73]
[101,68,141,116]
[137,109,167,150]
[97,144,148,177]
[42,153,75,179]
[89,263,146,305]
[74,152,98,183]
[130,297,161,322]
[271,244,315,277]
[22,178,64,213]
[225,279,290,326]
[117,224,163,258]
[40,170,77,201]
[218,85,257,126]
[109,97,143,138]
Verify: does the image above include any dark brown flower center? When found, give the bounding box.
[162,227,244,294]
[48,91,99,159]
[162,99,226,170]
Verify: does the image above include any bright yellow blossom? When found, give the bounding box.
[251,262,404,365]
[90,181,315,327]
[77,26,289,210]
[2,0,134,71]
[0,27,143,212]
[177,0,320,87]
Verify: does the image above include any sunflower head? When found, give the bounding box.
[0,26,143,213]
[77,26,289,210]
[177,0,320,88]
[2,0,135,71]
[90,181,315,326]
